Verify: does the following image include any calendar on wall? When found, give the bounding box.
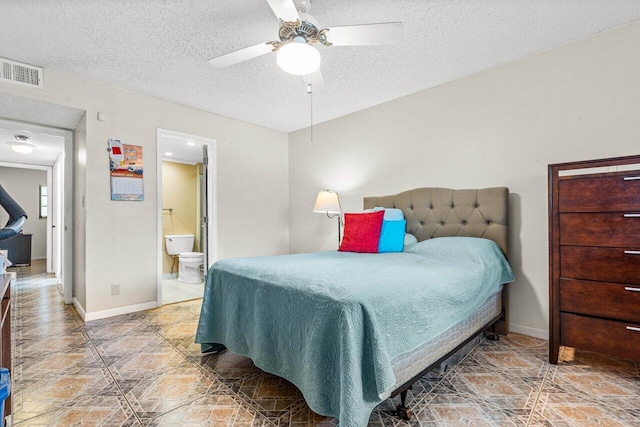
[108,139,144,201]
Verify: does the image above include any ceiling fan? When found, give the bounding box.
[208,0,403,92]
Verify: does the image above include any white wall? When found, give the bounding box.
[0,167,48,259]
[0,69,289,317]
[289,22,640,338]
[73,114,87,309]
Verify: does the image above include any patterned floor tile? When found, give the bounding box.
[104,345,191,381]
[531,349,640,427]
[12,368,118,423]
[123,365,217,420]
[13,395,141,426]
[145,392,271,426]
[9,261,640,426]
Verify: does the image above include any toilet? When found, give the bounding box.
[164,234,204,283]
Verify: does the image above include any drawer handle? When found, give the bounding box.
[626,287,640,292]
[624,213,640,218]
[626,326,640,332]
[624,176,640,181]
[624,250,640,255]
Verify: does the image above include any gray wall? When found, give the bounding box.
[0,166,47,260]
[289,22,640,339]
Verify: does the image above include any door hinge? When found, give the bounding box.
[203,157,208,166]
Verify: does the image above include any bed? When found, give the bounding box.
[195,187,513,426]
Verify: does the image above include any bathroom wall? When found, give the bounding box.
[161,160,198,275]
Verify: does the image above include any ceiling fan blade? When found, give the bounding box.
[208,42,274,69]
[324,22,403,46]
[303,69,326,94]
[265,0,300,22]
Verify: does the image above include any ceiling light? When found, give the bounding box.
[187,142,195,146]
[277,36,320,75]
[164,152,173,156]
[8,135,36,154]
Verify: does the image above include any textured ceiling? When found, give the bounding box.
[0,1,639,132]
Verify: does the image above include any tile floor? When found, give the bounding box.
[9,260,640,426]
[162,279,204,305]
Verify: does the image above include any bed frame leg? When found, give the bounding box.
[396,389,412,420]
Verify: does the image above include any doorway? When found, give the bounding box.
[0,118,73,303]
[156,129,216,306]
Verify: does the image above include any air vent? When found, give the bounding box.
[0,57,43,89]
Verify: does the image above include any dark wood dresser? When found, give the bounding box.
[549,155,640,364]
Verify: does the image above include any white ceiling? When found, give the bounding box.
[0,1,639,132]
[0,121,66,167]
[158,132,206,165]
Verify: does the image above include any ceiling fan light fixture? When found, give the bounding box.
[277,36,320,75]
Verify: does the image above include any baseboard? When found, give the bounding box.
[509,323,549,340]
[73,297,86,321]
[31,256,46,260]
[83,300,159,322]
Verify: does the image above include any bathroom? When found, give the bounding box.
[159,130,212,305]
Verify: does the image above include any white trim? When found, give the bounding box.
[509,323,549,340]
[73,297,86,320]
[82,300,158,322]
[31,256,46,260]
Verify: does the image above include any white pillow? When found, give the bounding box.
[370,207,404,220]
[404,233,418,246]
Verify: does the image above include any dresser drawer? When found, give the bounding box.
[561,313,640,360]
[560,212,640,247]
[560,278,640,323]
[561,246,640,285]
[559,174,640,212]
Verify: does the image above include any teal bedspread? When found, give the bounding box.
[195,237,514,426]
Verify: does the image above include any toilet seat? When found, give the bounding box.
[179,252,203,259]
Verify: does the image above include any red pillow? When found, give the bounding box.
[339,211,384,253]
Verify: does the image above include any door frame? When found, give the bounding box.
[156,128,217,307]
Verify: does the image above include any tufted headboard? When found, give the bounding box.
[364,187,509,256]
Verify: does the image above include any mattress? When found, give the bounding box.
[387,289,502,396]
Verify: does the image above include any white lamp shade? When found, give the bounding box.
[314,190,341,213]
[277,36,321,75]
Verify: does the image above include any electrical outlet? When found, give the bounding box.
[111,284,120,296]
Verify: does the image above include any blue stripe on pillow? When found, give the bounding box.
[378,219,406,253]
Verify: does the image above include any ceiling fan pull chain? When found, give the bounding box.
[309,79,313,142]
